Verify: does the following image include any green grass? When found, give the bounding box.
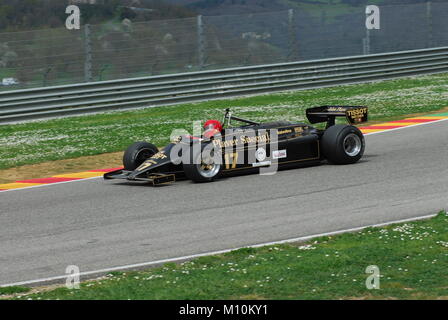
[0,286,30,295]
[6,212,448,300]
[1,73,448,170]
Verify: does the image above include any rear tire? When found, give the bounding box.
[123,142,158,170]
[321,125,365,165]
[183,145,222,183]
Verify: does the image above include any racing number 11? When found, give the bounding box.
[224,152,239,169]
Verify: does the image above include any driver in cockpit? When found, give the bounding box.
[203,120,223,139]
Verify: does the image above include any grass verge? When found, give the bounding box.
[0,152,122,184]
[0,286,30,295]
[1,73,448,171]
[4,212,448,300]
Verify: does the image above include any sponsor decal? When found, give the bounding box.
[212,132,270,148]
[151,151,168,160]
[294,127,304,134]
[137,160,157,171]
[327,107,346,112]
[273,149,287,159]
[252,161,271,168]
[347,108,368,118]
[347,107,368,123]
[277,129,292,135]
[255,148,266,162]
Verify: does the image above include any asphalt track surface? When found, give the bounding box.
[1,120,448,286]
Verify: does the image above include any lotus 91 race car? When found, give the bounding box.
[104,106,368,185]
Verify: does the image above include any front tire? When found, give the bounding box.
[321,125,365,165]
[183,145,222,183]
[123,142,158,170]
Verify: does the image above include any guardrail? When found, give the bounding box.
[1,46,448,124]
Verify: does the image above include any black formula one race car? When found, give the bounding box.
[104,106,368,185]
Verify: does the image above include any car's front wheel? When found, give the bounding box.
[183,146,222,182]
[123,141,158,170]
[321,124,365,164]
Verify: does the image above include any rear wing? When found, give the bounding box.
[306,106,368,128]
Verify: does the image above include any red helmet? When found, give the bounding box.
[203,120,223,138]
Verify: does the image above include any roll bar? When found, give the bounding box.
[223,108,260,127]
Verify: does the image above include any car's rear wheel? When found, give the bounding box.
[321,124,365,164]
[183,146,222,182]
[123,142,158,170]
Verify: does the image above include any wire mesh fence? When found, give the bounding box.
[0,2,447,91]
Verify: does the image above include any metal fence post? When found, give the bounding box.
[84,24,93,82]
[426,1,433,48]
[43,67,53,87]
[288,9,299,61]
[363,29,371,55]
[197,15,205,70]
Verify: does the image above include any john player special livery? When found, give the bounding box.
[104,106,368,185]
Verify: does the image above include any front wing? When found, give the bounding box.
[104,169,176,186]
